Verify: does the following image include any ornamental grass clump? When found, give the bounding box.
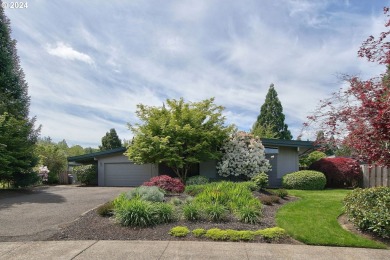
[190,181,262,223]
[113,193,174,227]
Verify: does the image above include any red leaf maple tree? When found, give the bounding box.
[306,7,390,166]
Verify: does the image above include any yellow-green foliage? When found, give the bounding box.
[169,226,286,241]
[169,226,190,237]
[254,227,286,241]
[192,228,206,237]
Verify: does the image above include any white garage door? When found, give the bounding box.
[104,163,152,186]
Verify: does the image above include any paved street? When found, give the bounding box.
[0,185,129,241]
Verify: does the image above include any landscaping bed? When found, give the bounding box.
[48,192,299,244]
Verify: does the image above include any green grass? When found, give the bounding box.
[276,189,388,249]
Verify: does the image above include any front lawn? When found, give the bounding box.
[276,189,387,249]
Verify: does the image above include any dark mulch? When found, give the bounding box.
[48,192,301,244]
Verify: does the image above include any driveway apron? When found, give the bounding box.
[0,186,129,241]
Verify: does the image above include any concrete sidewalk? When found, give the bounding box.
[0,240,388,260]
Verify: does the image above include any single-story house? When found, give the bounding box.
[67,139,313,187]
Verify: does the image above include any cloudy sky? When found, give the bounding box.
[3,0,389,147]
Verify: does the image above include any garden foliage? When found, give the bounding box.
[169,226,286,242]
[309,158,362,188]
[143,175,185,193]
[113,194,175,227]
[73,164,98,186]
[344,187,390,238]
[169,226,190,237]
[126,186,165,202]
[185,175,209,185]
[0,7,40,187]
[282,170,326,190]
[183,181,263,223]
[305,7,390,166]
[217,131,270,179]
[251,172,269,190]
[127,98,234,182]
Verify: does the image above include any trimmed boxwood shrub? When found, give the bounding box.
[344,187,390,238]
[282,170,326,190]
[143,175,185,193]
[309,157,362,188]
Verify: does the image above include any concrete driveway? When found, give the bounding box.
[0,185,130,241]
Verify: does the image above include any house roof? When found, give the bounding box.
[261,138,313,148]
[67,147,127,164]
[68,139,314,165]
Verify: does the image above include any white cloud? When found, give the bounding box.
[46,42,94,65]
[4,0,388,146]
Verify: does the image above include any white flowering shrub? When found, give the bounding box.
[217,131,271,179]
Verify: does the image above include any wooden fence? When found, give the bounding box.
[360,165,390,188]
[58,171,70,184]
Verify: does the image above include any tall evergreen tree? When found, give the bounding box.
[252,84,292,140]
[0,5,40,187]
[99,128,122,151]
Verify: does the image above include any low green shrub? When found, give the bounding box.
[226,230,255,241]
[268,189,288,199]
[205,203,227,222]
[73,164,98,186]
[254,227,286,241]
[344,187,390,238]
[251,172,269,190]
[205,228,229,241]
[205,228,255,241]
[259,195,280,205]
[282,170,326,190]
[185,184,206,196]
[169,226,190,237]
[240,181,258,191]
[126,186,165,202]
[186,175,209,185]
[97,201,114,217]
[192,228,206,237]
[183,202,202,221]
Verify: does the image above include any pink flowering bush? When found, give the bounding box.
[38,166,49,182]
[143,175,185,193]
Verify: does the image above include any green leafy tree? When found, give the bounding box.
[36,141,67,184]
[251,123,277,139]
[299,151,327,168]
[126,98,234,182]
[252,84,292,140]
[0,114,40,187]
[0,7,40,187]
[84,147,99,154]
[67,144,85,156]
[99,128,122,151]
